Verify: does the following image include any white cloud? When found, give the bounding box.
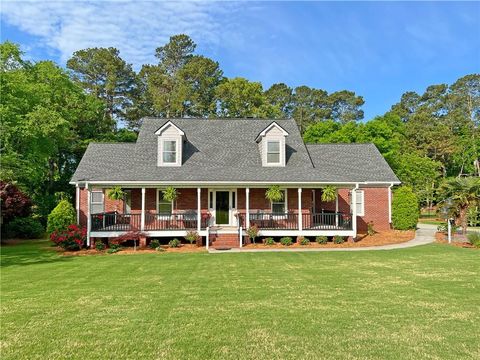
[1,0,243,67]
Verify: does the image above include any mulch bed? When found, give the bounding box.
[435,232,475,248]
[243,230,415,249]
[61,244,206,256]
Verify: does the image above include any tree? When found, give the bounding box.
[392,187,419,230]
[439,177,480,234]
[67,47,137,126]
[0,181,32,222]
[328,90,365,124]
[264,83,294,118]
[292,86,329,133]
[46,199,76,235]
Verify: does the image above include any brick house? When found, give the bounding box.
[71,118,400,248]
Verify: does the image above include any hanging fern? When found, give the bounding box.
[107,186,125,201]
[162,186,179,202]
[265,185,284,202]
[321,185,337,202]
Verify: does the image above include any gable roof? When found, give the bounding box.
[255,121,289,142]
[71,118,400,184]
[154,120,185,136]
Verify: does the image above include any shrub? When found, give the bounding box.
[247,225,259,244]
[333,235,345,244]
[95,241,106,251]
[280,237,293,246]
[107,243,122,254]
[264,237,275,245]
[299,237,310,245]
[46,199,76,235]
[467,232,480,248]
[149,239,160,249]
[4,217,44,239]
[156,247,165,252]
[50,224,86,251]
[392,186,419,230]
[0,181,32,222]
[169,238,181,248]
[185,230,200,245]
[367,222,376,236]
[110,231,146,250]
[315,236,328,244]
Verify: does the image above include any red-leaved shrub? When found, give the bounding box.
[50,224,86,251]
[110,231,146,249]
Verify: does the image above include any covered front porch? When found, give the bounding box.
[79,184,361,247]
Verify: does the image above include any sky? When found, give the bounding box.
[1,1,479,120]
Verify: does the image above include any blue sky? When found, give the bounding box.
[1,1,479,120]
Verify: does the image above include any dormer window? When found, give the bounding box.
[162,139,178,164]
[256,121,289,167]
[155,121,184,167]
[266,140,281,164]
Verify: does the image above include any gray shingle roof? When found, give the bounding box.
[71,118,400,184]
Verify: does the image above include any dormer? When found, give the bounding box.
[255,122,289,167]
[155,121,184,167]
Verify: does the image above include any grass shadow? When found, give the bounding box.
[1,239,72,268]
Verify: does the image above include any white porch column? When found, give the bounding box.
[86,182,91,247]
[245,188,250,229]
[75,184,80,225]
[352,184,358,239]
[141,187,146,231]
[335,188,339,227]
[197,187,201,233]
[298,188,302,231]
[388,183,393,224]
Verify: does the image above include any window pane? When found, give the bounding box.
[272,203,285,214]
[164,140,176,151]
[267,141,280,153]
[91,204,103,214]
[163,151,176,163]
[91,191,103,203]
[158,203,171,215]
[267,153,280,163]
[124,191,131,214]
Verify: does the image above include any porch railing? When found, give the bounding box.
[238,211,352,231]
[91,212,209,232]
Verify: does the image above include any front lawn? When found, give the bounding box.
[1,240,479,359]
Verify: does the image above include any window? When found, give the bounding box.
[157,190,173,216]
[266,141,280,164]
[90,190,104,214]
[351,190,365,216]
[271,190,287,214]
[162,140,177,163]
[124,190,132,214]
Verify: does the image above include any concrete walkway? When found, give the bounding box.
[208,223,437,253]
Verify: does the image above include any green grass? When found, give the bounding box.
[1,240,479,359]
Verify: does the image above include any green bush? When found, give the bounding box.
[467,232,480,248]
[437,222,459,233]
[315,236,328,244]
[299,237,310,245]
[46,199,76,235]
[4,217,44,239]
[280,237,293,246]
[149,239,160,249]
[95,241,106,251]
[392,186,419,230]
[264,237,275,245]
[169,238,181,248]
[107,243,122,254]
[333,235,345,244]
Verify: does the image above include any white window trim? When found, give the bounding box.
[156,189,174,218]
[270,189,288,214]
[351,190,365,217]
[160,138,179,166]
[266,140,281,165]
[91,189,104,214]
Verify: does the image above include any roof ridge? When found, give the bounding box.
[306,142,375,146]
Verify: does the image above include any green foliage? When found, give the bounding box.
[265,185,284,202]
[264,237,275,245]
[367,222,376,236]
[315,236,328,244]
[185,231,200,245]
[149,239,160,249]
[46,200,76,235]
[299,237,310,245]
[321,186,337,202]
[392,187,419,230]
[169,238,181,248]
[107,186,125,201]
[162,186,179,202]
[107,243,122,254]
[437,222,459,233]
[4,217,44,239]
[95,241,106,251]
[467,232,480,248]
[333,236,345,244]
[247,225,259,244]
[280,237,293,246]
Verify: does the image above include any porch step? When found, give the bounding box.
[210,233,240,249]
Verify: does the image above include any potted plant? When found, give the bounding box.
[163,186,179,203]
[107,186,125,212]
[265,185,284,203]
[321,185,337,202]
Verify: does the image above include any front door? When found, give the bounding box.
[215,191,230,225]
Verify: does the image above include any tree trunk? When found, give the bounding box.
[459,206,468,235]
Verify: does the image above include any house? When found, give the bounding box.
[71,118,400,248]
